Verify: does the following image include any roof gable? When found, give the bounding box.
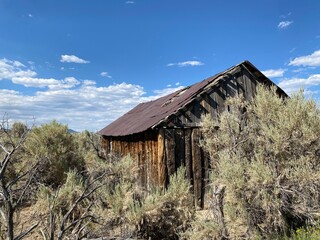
[99,61,287,136]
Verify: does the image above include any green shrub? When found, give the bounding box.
[127,167,194,240]
[200,86,320,239]
[290,225,320,240]
[24,120,84,187]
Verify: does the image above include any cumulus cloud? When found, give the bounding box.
[261,68,286,78]
[125,1,135,4]
[167,60,204,67]
[11,76,80,89]
[83,80,96,85]
[278,21,293,29]
[278,74,320,94]
[0,81,181,131]
[100,72,112,78]
[0,58,36,80]
[0,58,187,131]
[289,50,320,67]
[0,58,80,89]
[60,54,89,64]
[0,83,141,131]
[153,86,185,97]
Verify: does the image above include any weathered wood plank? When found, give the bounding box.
[207,90,218,120]
[148,134,154,188]
[243,69,254,100]
[139,139,146,187]
[192,99,202,124]
[152,137,158,187]
[200,94,209,117]
[174,129,185,169]
[145,132,151,191]
[214,85,225,114]
[165,129,176,178]
[184,128,192,184]
[157,129,166,187]
[237,70,245,96]
[192,128,202,207]
[202,146,210,208]
[227,77,238,98]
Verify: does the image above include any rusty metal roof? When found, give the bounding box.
[99,61,287,136]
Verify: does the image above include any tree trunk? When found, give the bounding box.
[1,179,14,240]
[212,185,228,239]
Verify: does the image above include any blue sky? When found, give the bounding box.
[0,0,320,131]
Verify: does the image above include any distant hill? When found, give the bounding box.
[68,129,78,133]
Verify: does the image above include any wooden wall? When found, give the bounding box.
[101,128,209,208]
[167,65,259,128]
[101,64,265,208]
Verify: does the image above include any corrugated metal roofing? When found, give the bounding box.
[99,61,287,136]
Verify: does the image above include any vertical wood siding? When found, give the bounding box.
[101,127,210,208]
[101,65,264,208]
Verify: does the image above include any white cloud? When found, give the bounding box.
[280,12,292,19]
[0,58,189,131]
[60,55,89,64]
[153,86,185,97]
[83,80,96,86]
[100,71,112,78]
[278,74,320,94]
[11,76,80,89]
[0,81,187,132]
[261,68,286,78]
[289,50,320,67]
[278,21,293,29]
[289,47,296,53]
[0,58,80,89]
[125,1,135,4]
[0,58,36,80]
[167,60,204,67]
[28,13,33,18]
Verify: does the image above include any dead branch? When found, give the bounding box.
[55,172,107,240]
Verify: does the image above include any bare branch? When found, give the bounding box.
[0,150,15,178]
[13,165,38,211]
[0,144,10,155]
[56,172,107,240]
[14,222,39,240]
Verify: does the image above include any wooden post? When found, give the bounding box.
[192,128,202,207]
[157,129,166,187]
[202,147,210,208]
[185,129,192,185]
[174,129,185,170]
[152,135,158,186]
[165,129,176,179]
[139,139,146,187]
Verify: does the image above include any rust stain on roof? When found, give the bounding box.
[99,61,287,136]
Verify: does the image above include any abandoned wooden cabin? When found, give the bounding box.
[99,60,287,207]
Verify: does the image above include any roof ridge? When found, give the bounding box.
[99,61,286,136]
